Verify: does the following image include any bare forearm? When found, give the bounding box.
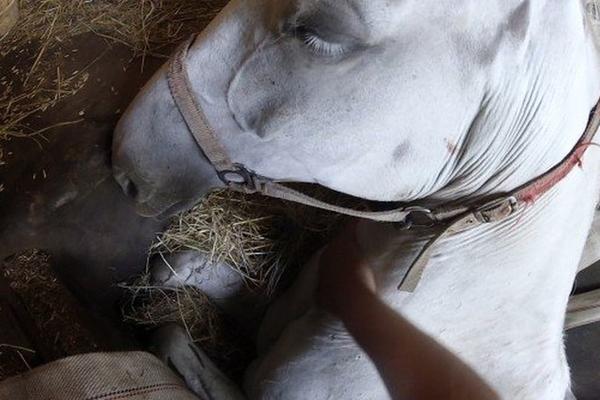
[338,287,500,400]
[316,223,499,400]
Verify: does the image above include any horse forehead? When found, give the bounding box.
[294,0,396,24]
[292,0,489,38]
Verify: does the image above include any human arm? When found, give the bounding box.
[317,222,500,400]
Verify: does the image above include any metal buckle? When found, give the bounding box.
[475,196,518,223]
[217,164,258,191]
[396,207,435,230]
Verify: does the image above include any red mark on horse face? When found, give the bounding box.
[445,138,458,156]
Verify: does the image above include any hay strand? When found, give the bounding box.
[0,0,225,171]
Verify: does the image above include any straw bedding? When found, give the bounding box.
[120,189,348,350]
[0,0,225,174]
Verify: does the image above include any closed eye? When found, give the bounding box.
[295,25,347,57]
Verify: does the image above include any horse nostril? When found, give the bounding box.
[123,177,139,199]
[114,170,139,200]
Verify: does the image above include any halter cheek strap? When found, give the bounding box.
[168,35,600,292]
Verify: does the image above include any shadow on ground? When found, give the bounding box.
[0,33,167,359]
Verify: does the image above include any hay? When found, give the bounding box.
[0,64,89,147]
[153,190,349,295]
[121,274,224,346]
[2,250,100,363]
[0,0,225,169]
[121,189,351,338]
[0,0,19,37]
[119,189,356,376]
[4,0,224,57]
[120,263,253,377]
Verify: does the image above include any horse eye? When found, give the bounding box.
[293,25,347,57]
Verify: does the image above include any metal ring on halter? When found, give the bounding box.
[395,207,435,230]
[217,164,259,191]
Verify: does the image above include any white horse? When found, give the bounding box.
[112,1,600,398]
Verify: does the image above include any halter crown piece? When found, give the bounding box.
[168,36,600,293]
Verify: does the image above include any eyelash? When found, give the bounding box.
[295,26,347,57]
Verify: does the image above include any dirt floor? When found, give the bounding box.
[0,29,165,378]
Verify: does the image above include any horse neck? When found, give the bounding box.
[431,1,600,204]
[362,2,600,300]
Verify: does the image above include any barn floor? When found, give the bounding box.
[2,19,600,400]
[0,31,168,373]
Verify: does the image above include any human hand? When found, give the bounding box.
[317,220,377,317]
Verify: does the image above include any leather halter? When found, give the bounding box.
[167,36,600,292]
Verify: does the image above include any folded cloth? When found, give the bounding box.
[0,351,199,400]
